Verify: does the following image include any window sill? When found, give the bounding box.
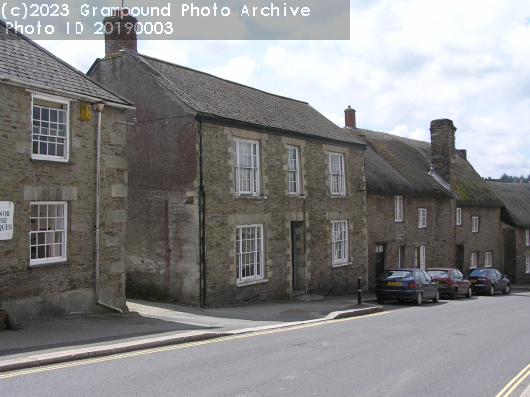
[234,195,267,200]
[28,259,72,268]
[288,194,306,198]
[332,261,352,268]
[236,278,269,287]
[330,195,348,198]
[31,158,75,165]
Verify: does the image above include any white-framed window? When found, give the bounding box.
[287,146,300,195]
[234,139,260,196]
[526,256,530,274]
[485,251,493,267]
[328,153,346,196]
[31,93,69,162]
[236,224,264,283]
[418,208,427,228]
[395,196,403,222]
[456,208,462,226]
[470,252,478,269]
[472,216,479,233]
[331,220,349,264]
[526,229,529,246]
[30,202,67,265]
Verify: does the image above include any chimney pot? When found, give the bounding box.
[345,106,356,129]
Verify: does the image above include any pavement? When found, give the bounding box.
[0,292,382,373]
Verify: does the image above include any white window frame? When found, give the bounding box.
[234,139,260,196]
[526,256,530,274]
[395,196,403,222]
[418,208,427,228]
[472,216,479,233]
[31,92,70,162]
[526,229,530,246]
[456,208,462,226]
[331,220,349,265]
[485,251,493,268]
[29,201,67,266]
[470,252,478,269]
[328,153,346,196]
[287,146,300,195]
[236,224,264,284]
[419,246,426,270]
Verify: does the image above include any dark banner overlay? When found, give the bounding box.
[1,0,350,39]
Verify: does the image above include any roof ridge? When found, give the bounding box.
[0,20,132,106]
[137,53,309,105]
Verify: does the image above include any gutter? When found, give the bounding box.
[198,117,207,308]
[0,75,135,110]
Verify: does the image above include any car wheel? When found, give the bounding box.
[377,297,385,304]
[466,286,472,298]
[503,284,511,295]
[415,293,422,306]
[489,285,495,296]
[450,288,457,300]
[433,289,440,303]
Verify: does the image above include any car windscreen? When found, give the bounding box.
[379,270,413,280]
[469,269,488,277]
[426,270,448,278]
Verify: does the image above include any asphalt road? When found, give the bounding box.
[2,291,530,397]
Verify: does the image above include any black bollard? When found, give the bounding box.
[358,276,362,305]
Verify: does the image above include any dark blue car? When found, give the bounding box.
[375,268,440,306]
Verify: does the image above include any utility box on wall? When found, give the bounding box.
[80,103,92,121]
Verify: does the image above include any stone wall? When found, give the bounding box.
[201,123,368,305]
[0,83,128,319]
[456,206,503,273]
[515,227,530,284]
[366,195,454,287]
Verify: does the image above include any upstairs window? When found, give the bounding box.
[395,196,403,222]
[418,208,427,228]
[456,208,462,226]
[329,153,346,196]
[331,220,348,265]
[526,230,530,246]
[30,202,67,265]
[32,94,69,162]
[470,252,478,269]
[485,251,492,268]
[287,146,300,195]
[472,216,479,233]
[234,139,260,196]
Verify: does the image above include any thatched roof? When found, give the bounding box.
[488,182,530,229]
[355,128,503,207]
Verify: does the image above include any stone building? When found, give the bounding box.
[88,13,369,307]
[488,182,530,284]
[344,112,503,286]
[0,21,134,319]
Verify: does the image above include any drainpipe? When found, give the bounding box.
[94,103,123,314]
[199,117,206,308]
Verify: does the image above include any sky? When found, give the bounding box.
[36,0,530,179]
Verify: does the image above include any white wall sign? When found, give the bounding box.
[0,202,14,240]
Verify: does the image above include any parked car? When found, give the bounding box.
[465,269,511,296]
[426,268,472,299]
[375,268,439,306]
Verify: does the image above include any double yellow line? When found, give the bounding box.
[496,363,530,397]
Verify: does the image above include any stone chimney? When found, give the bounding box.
[430,119,457,194]
[344,106,356,128]
[103,10,138,57]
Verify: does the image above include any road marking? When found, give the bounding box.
[496,363,530,397]
[0,311,388,379]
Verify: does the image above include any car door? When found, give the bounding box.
[493,270,506,291]
[419,270,435,299]
[453,269,465,294]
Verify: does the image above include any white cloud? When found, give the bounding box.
[200,55,258,86]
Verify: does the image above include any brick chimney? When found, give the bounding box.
[344,106,356,128]
[430,119,457,194]
[103,10,138,57]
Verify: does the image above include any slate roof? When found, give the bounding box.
[116,53,365,146]
[0,20,132,106]
[357,127,503,207]
[488,182,530,229]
